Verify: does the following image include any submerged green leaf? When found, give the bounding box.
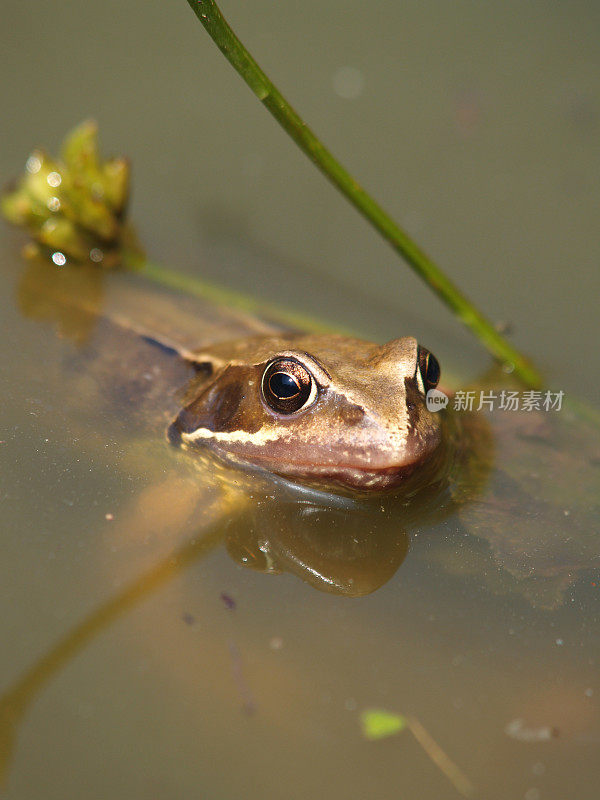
[360,708,408,741]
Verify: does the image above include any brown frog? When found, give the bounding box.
[168,334,445,493]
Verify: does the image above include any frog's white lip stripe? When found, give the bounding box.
[180,427,425,473]
[181,426,280,445]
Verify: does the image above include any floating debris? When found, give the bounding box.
[505,718,559,742]
[220,592,236,610]
[360,708,475,798]
[360,708,407,741]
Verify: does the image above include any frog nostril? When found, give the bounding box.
[340,404,365,426]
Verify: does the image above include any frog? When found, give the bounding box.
[11,259,600,611]
[168,333,446,494]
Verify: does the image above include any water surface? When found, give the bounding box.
[1,2,599,798]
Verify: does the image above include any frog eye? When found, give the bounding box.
[418,347,441,392]
[261,358,317,415]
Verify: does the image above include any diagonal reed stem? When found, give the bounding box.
[184,0,542,388]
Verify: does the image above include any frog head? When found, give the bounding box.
[169,334,445,493]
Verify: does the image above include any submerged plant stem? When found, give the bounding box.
[128,252,355,336]
[407,716,475,798]
[184,0,542,388]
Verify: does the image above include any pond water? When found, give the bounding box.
[1,2,599,799]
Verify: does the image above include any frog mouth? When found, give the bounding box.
[272,460,422,492]
[170,422,447,494]
[241,447,447,494]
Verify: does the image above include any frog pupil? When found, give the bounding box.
[425,354,440,388]
[262,357,316,414]
[269,371,300,399]
[418,347,441,391]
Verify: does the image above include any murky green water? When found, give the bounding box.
[2,2,600,798]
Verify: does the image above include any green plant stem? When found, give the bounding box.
[125,251,355,336]
[184,0,542,388]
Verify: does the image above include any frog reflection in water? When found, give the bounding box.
[169,334,446,494]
